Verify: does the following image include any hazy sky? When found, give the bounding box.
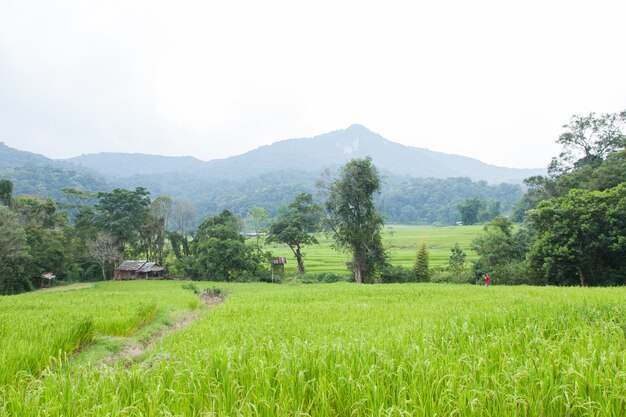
[1,0,624,168]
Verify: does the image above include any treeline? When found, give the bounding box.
[0,185,194,294]
[465,111,626,286]
[380,177,520,224]
[4,162,523,226]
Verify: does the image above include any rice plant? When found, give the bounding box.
[1,282,624,417]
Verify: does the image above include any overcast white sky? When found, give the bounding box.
[0,0,624,168]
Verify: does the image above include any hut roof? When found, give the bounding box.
[117,260,164,272]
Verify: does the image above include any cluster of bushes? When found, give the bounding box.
[282,272,349,284]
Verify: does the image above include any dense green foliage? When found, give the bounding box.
[0,206,31,294]
[322,158,386,283]
[119,170,523,226]
[192,210,266,281]
[472,110,626,286]
[0,179,12,206]
[1,282,624,416]
[380,177,519,225]
[471,217,531,285]
[96,187,151,251]
[447,243,469,283]
[528,184,626,286]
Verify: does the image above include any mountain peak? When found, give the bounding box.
[345,123,369,132]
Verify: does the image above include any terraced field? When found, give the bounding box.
[1,281,624,417]
[265,224,483,274]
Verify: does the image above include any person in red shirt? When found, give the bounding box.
[484,274,491,286]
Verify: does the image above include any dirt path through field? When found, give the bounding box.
[101,293,226,366]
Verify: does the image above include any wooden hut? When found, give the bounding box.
[114,260,165,280]
[41,272,56,287]
[271,257,287,273]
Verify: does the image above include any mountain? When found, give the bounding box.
[67,125,545,183]
[0,141,109,200]
[0,126,535,224]
[0,141,52,168]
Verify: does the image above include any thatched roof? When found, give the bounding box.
[116,260,164,273]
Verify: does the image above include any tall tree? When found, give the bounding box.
[266,193,321,275]
[551,110,626,174]
[171,200,196,235]
[519,110,626,219]
[448,243,468,282]
[96,187,151,253]
[89,233,123,280]
[457,197,483,225]
[321,158,386,283]
[13,196,68,283]
[138,213,166,263]
[246,206,268,249]
[151,196,174,231]
[0,205,32,294]
[413,241,431,282]
[0,179,13,207]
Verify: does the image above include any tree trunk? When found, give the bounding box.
[577,266,585,287]
[354,266,363,284]
[353,252,363,283]
[295,247,305,275]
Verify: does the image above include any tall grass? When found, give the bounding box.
[1,283,624,416]
[0,281,198,386]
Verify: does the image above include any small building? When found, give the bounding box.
[271,257,287,273]
[114,260,165,281]
[41,272,56,287]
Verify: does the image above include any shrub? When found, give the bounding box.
[379,265,415,283]
[290,272,349,284]
[181,282,199,294]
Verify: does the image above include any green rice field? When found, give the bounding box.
[265,224,483,274]
[1,281,624,416]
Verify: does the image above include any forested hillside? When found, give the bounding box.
[112,170,522,225]
[1,126,528,225]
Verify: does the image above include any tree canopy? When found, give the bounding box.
[266,193,321,275]
[322,158,386,283]
[528,184,626,286]
[193,210,262,281]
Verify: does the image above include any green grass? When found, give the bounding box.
[0,281,201,386]
[264,224,484,274]
[1,281,625,416]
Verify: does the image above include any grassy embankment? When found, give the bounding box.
[1,281,625,417]
[265,224,484,274]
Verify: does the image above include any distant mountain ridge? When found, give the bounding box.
[0,128,534,225]
[65,125,545,183]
